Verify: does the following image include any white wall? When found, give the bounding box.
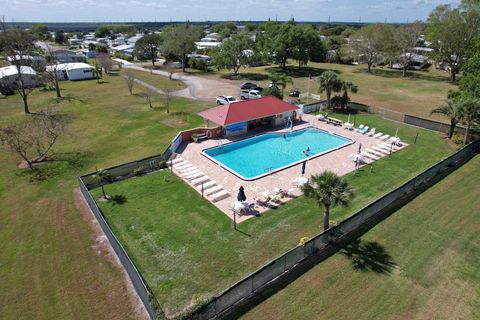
[66,68,95,81]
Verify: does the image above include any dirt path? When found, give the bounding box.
[115,59,239,102]
[73,188,149,320]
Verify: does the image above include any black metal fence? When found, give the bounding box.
[78,145,173,320]
[187,139,480,319]
[78,138,480,320]
[81,145,173,189]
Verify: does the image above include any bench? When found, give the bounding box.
[197,133,208,140]
[326,117,343,126]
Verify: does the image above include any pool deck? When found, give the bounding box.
[172,114,407,223]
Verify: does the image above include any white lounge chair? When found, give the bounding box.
[366,148,385,157]
[186,172,204,180]
[379,134,390,141]
[373,132,383,139]
[354,124,365,132]
[181,168,199,176]
[367,128,376,137]
[361,151,379,161]
[381,142,401,151]
[210,190,230,202]
[180,166,197,174]
[372,146,389,155]
[170,158,184,165]
[197,180,216,190]
[191,176,209,186]
[205,185,223,196]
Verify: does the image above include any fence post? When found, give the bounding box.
[414,132,419,144]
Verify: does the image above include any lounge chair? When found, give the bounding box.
[254,196,279,209]
[365,148,385,157]
[373,132,383,139]
[354,124,365,132]
[361,151,379,161]
[367,128,376,136]
[379,134,390,141]
[358,126,369,134]
[372,146,389,155]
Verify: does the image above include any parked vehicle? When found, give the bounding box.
[289,88,300,97]
[216,95,238,105]
[240,89,261,100]
[240,82,257,90]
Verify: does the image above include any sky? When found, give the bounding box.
[0,0,462,23]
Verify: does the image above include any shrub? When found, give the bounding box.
[189,58,209,72]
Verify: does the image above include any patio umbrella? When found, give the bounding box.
[347,114,351,123]
[237,186,247,202]
[395,128,399,137]
[301,161,306,176]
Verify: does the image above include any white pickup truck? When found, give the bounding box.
[240,89,262,100]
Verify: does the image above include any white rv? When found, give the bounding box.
[46,63,96,81]
[0,65,37,95]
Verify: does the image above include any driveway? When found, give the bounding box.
[114,59,239,102]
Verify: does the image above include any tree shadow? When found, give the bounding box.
[111,194,127,205]
[352,67,450,83]
[221,73,269,81]
[16,151,89,182]
[265,65,341,78]
[56,93,89,104]
[340,239,396,274]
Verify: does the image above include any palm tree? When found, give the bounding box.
[318,71,342,109]
[430,100,462,139]
[302,171,354,231]
[458,99,480,145]
[340,81,358,109]
[268,73,292,98]
[93,168,113,199]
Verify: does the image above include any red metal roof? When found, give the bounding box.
[198,96,299,126]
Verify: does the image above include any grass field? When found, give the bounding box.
[242,154,480,320]
[119,69,187,92]
[0,76,210,319]
[92,113,453,317]
[209,61,456,121]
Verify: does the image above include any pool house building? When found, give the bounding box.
[198,96,299,137]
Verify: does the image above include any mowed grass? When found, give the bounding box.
[242,154,480,320]
[119,69,187,91]
[212,61,455,121]
[93,114,454,317]
[0,75,210,319]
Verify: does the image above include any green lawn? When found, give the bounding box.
[242,154,480,320]
[119,69,187,92]
[0,76,210,319]
[93,114,453,317]
[210,61,455,121]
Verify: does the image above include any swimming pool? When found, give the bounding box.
[202,127,354,180]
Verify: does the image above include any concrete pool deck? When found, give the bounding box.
[171,114,407,223]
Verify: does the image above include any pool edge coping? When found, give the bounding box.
[200,126,356,181]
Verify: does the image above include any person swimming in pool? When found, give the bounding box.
[303,147,311,156]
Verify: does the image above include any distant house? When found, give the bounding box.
[110,44,135,55]
[7,55,46,71]
[195,41,222,50]
[0,65,37,94]
[51,50,86,63]
[46,63,96,81]
[127,34,144,45]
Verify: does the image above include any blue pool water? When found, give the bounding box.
[203,128,352,179]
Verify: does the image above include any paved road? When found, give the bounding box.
[114,58,239,102]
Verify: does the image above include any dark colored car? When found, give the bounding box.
[289,88,300,97]
[252,86,263,93]
[240,82,258,90]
